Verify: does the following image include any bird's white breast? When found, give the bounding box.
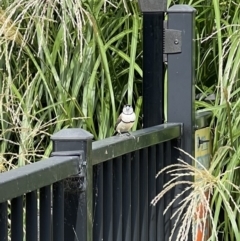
[121,112,136,122]
[116,112,136,133]
[116,121,134,132]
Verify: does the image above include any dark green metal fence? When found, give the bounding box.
[0,124,182,241]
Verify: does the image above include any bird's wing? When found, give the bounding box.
[115,113,122,130]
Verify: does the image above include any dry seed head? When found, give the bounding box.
[0,8,23,45]
[151,149,225,241]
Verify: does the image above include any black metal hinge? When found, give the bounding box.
[163,20,182,62]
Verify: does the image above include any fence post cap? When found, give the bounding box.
[139,0,167,12]
[168,4,196,13]
[51,128,93,141]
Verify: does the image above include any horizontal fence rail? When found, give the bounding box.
[92,123,182,165]
[0,155,81,203]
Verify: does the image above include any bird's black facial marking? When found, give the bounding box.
[122,104,135,116]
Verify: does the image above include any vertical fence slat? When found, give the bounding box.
[0,202,8,241]
[26,191,38,241]
[156,143,164,241]
[103,160,113,241]
[93,164,103,241]
[11,196,23,241]
[140,148,148,241]
[122,153,131,240]
[131,150,140,241]
[164,141,172,240]
[170,138,182,240]
[63,178,82,241]
[53,181,64,241]
[148,145,156,240]
[40,185,51,241]
[113,156,122,241]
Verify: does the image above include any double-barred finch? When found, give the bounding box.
[115,105,136,135]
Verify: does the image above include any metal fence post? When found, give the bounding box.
[139,0,166,128]
[138,1,167,240]
[167,4,196,240]
[167,4,196,158]
[51,128,93,241]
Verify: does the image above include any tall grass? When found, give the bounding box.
[196,1,240,239]
[0,0,142,170]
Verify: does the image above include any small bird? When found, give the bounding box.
[115,104,136,135]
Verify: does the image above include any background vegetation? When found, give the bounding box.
[0,0,143,168]
[0,0,240,240]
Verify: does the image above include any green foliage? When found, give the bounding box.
[0,0,142,169]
